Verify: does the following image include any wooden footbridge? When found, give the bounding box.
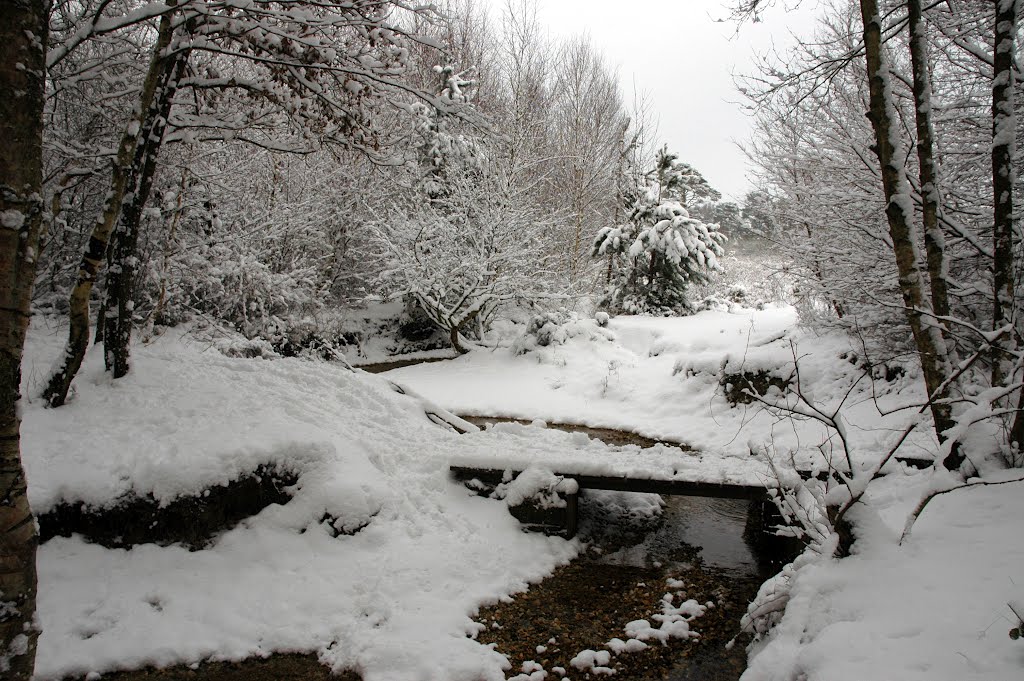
[450,463,774,538]
[450,455,931,538]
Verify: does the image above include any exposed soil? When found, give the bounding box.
[61,653,354,681]
[719,370,792,406]
[358,354,456,373]
[38,464,299,550]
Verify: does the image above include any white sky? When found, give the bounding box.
[488,0,823,202]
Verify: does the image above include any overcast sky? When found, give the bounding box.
[486,1,823,202]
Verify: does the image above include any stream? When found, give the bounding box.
[462,415,787,681]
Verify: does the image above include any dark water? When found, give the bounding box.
[575,493,776,681]
[461,414,772,572]
[589,494,762,576]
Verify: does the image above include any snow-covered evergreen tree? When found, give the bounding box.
[594,147,725,315]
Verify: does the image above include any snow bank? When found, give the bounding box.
[380,306,1024,681]
[21,320,595,681]
[742,470,1024,681]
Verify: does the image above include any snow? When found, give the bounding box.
[742,469,1024,681]
[622,591,706,645]
[23,305,1024,681]
[489,466,579,508]
[1,209,26,230]
[22,319,590,681]
[569,648,612,673]
[387,306,943,470]
[380,306,1024,681]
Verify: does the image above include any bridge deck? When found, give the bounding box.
[449,465,770,500]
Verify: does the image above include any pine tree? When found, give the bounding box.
[594,148,725,314]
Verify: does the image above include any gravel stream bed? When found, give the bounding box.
[464,416,776,681]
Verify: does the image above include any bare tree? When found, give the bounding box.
[43,0,180,407]
[858,0,959,467]
[42,0,455,406]
[907,0,952,338]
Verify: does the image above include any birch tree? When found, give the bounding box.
[847,0,960,466]
[0,0,47,676]
[737,0,1024,469]
[43,1,180,406]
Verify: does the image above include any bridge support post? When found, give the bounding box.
[509,490,578,539]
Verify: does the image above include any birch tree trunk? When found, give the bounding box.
[43,1,178,406]
[991,0,1017,387]
[0,0,47,677]
[103,47,188,378]
[858,0,962,469]
[991,0,1024,452]
[907,0,952,337]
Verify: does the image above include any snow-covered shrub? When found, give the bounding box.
[213,337,279,360]
[736,458,839,646]
[595,310,610,327]
[273,302,449,362]
[726,284,748,304]
[512,309,614,355]
[689,245,795,312]
[158,242,325,339]
[674,351,794,406]
[694,295,732,313]
[373,102,558,354]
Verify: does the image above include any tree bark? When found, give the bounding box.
[907,0,953,337]
[103,47,188,378]
[43,2,178,406]
[992,0,1024,453]
[991,0,1017,388]
[858,0,961,469]
[0,1,47,677]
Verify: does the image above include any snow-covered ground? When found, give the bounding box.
[388,307,1024,681]
[23,308,1024,681]
[388,306,944,469]
[22,320,591,681]
[742,467,1024,681]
